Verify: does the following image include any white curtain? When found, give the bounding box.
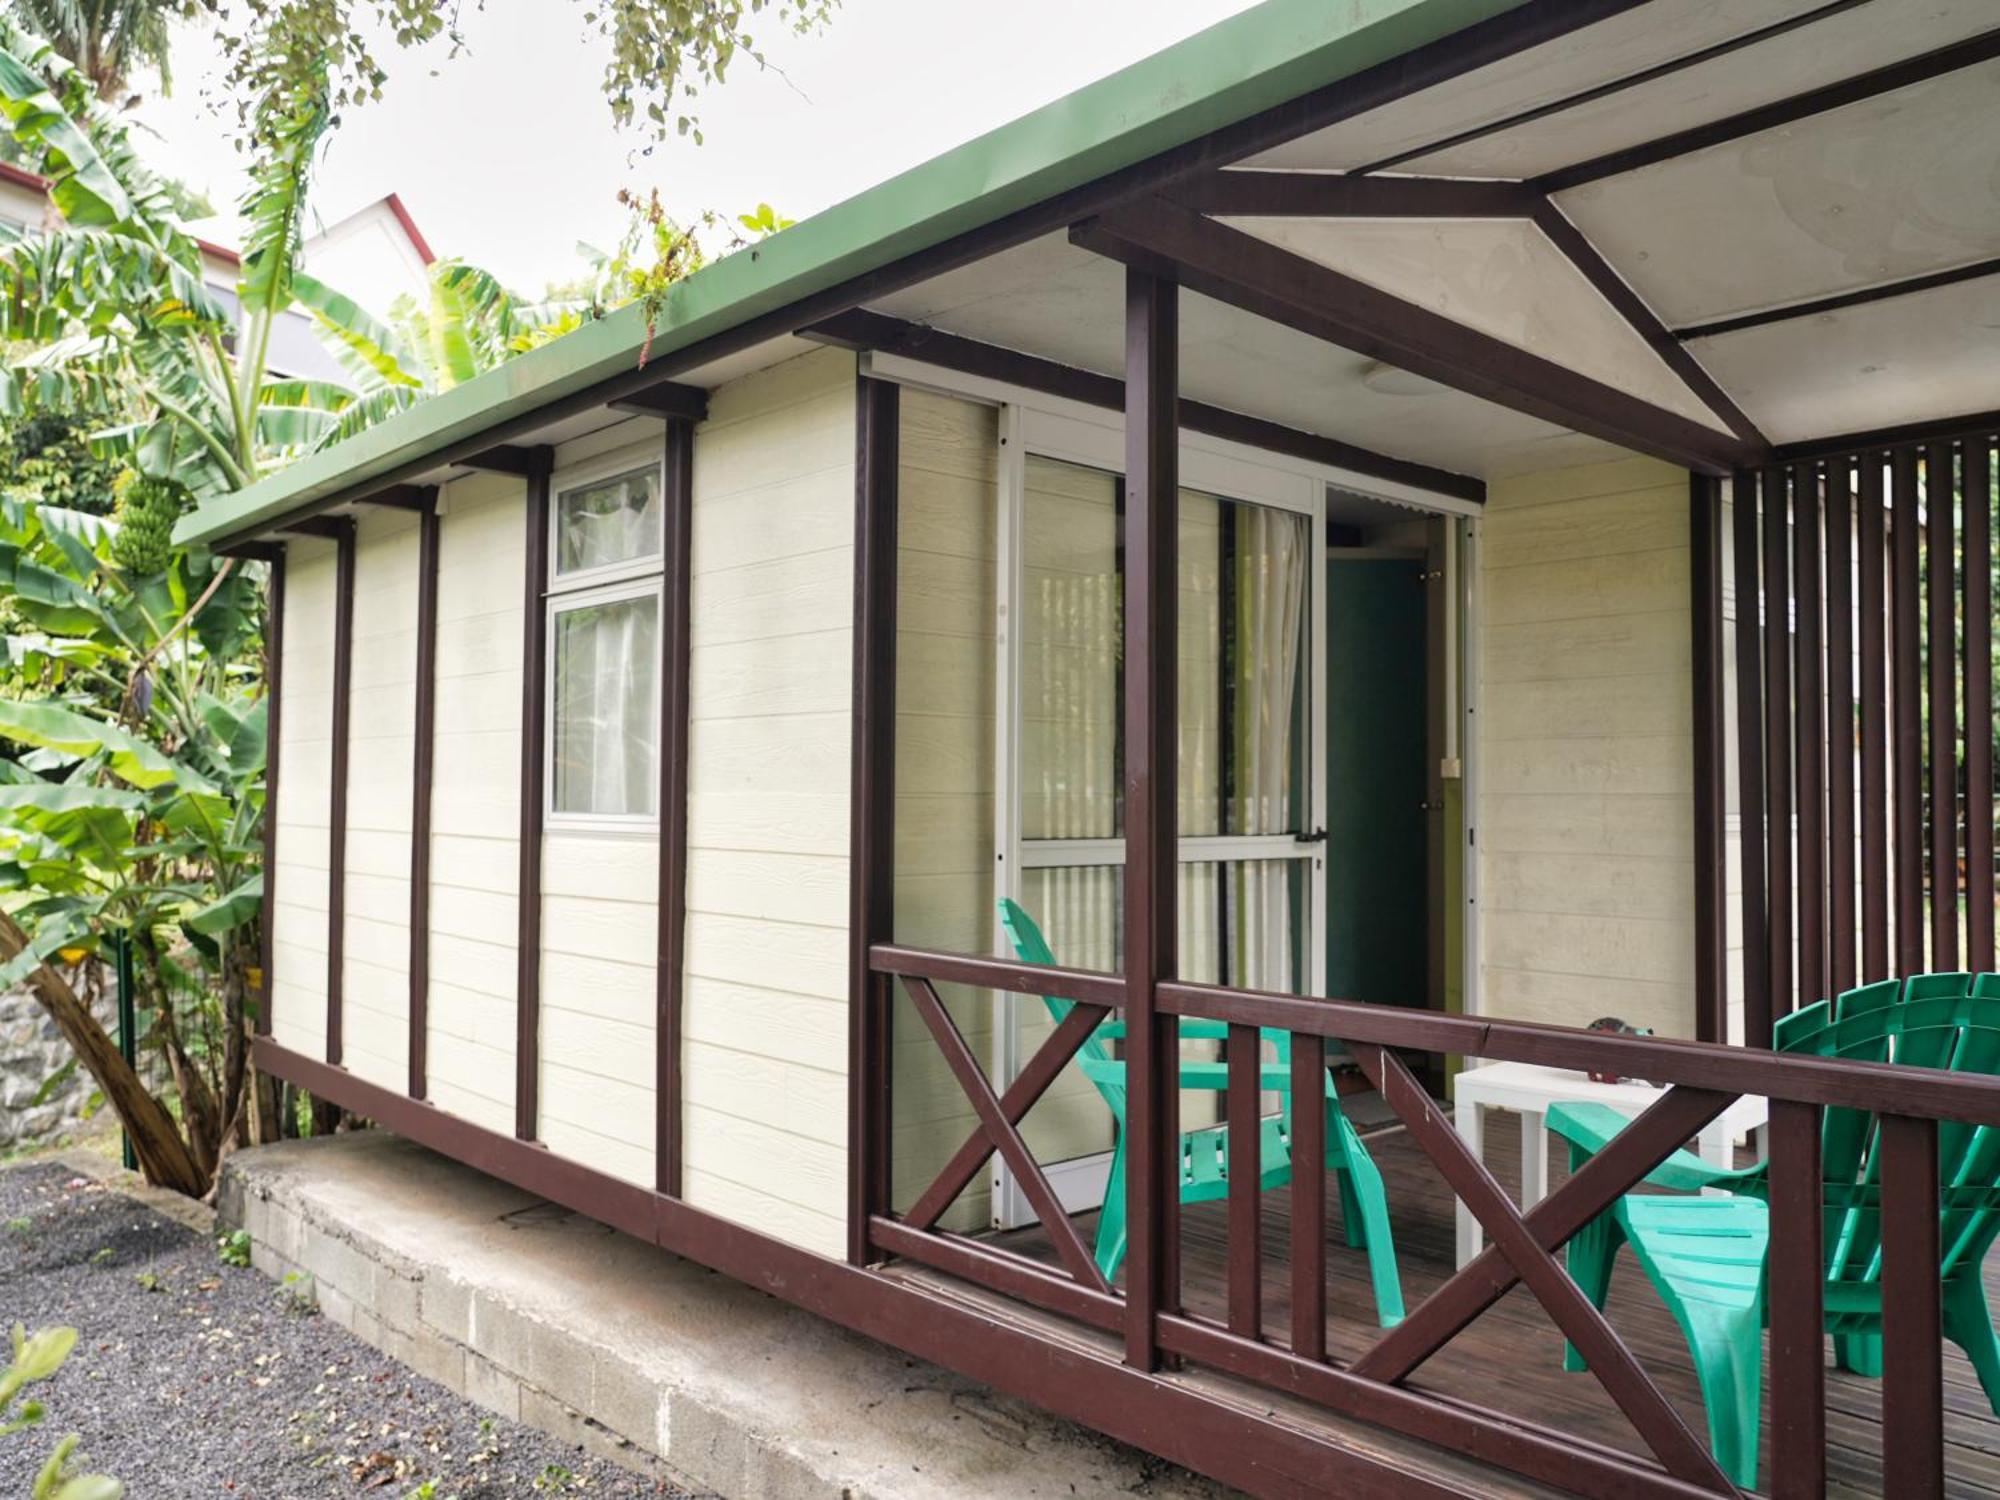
[1227,504,1309,993]
[553,594,659,815]
[557,469,661,575]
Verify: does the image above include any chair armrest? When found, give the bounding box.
[1544,1101,1752,1192]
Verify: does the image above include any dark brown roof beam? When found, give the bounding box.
[1674,257,2000,342]
[608,381,709,421]
[353,484,437,513]
[460,444,545,476]
[1536,28,2000,193]
[1775,409,2000,465]
[1070,196,1764,475]
[1349,0,1875,176]
[1528,198,1765,448]
[1169,171,1534,218]
[279,515,356,541]
[801,308,1484,503]
[217,540,284,563]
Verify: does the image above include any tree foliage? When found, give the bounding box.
[211,0,838,147]
[2,0,196,103]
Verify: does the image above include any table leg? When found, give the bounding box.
[1520,1107,1548,1207]
[1455,1097,1483,1269]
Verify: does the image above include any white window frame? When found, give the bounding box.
[547,453,668,593]
[544,449,668,834]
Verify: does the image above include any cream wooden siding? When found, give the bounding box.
[426,471,525,1134]
[891,390,999,1230]
[270,538,337,1061]
[1478,455,1697,1037]
[341,508,421,1092]
[538,418,665,1189]
[680,346,856,1256]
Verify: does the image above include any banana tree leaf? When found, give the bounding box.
[0,698,208,792]
[0,783,145,813]
[292,271,424,391]
[156,790,231,846]
[0,45,133,228]
[199,694,267,776]
[0,908,88,990]
[184,873,261,936]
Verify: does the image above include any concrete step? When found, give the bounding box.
[218,1132,1233,1500]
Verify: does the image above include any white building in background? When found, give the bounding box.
[2,159,434,383]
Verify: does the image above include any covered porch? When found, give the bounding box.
[847,5,2000,1497]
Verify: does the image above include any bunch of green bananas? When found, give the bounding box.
[109,475,188,576]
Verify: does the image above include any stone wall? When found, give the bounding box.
[0,967,116,1150]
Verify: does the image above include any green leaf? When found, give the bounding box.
[48,1473,123,1500]
[0,699,208,792]
[0,784,145,815]
[9,1326,74,1383]
[185,874,261,936]
[292,271,424,391]
[0,46,131,227]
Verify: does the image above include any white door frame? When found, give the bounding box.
[858,350,1479,1227]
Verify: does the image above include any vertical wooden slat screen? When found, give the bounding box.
[1968,436,1996,972]
[1712,431,2000,1035]
[1792,463,1826,1003]
[1731,472,1771,1046]
[1892,447,1925,976]
[1690,477,1727,1044]
[1925,442,1960,971]
[1859,457,1890,982]
[1763,467,1795,1018]
[1825,462,1856,994]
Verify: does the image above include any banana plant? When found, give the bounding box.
[0,485,262,1193]
[0,19,376,498]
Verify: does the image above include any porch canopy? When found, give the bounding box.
[179,0,2000,550]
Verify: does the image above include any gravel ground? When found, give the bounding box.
[0,1161,702,1498]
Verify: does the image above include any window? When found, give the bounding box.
[547,458,665,823]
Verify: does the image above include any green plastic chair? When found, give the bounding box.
[997,897,1405,1327]
[1547,972,2000,1487]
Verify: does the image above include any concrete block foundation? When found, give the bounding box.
[217,1132,1229,1500]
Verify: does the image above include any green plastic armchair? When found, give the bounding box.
[997,897,1405,1328]
[1548,972,2000,1488]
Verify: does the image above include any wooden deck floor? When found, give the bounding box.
[976,1123,2000,1498]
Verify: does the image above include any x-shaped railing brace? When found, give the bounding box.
[1348,1043,1742,1496]
[896,975,1115,1295]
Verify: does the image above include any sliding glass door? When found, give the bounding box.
[991,408,1326,1224]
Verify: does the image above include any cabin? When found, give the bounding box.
[175,3,2000,1496]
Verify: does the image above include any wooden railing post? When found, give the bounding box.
[1767,1099,1826,1499]
[1122,266,1179,1369]
[1882,1113,1944,1497]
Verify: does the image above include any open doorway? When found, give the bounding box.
[1324,490,1461,1094]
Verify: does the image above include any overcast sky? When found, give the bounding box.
[134,1,1257,293]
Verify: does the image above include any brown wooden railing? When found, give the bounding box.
[864,942,2000,1500]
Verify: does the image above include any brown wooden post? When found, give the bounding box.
[1793,463,1825,1006]
[1733,472,1771,1046]
[1893,446,1925,975]
[1926,442,1960,972]
[1288,1032,1326,1360]
[848,373,899,1265]
[658,417,696,1197]
[1767,1098,1826,1498]
[408,492,440,1098]
[1225,1022,1261,1337]
[1826,460,1857,994]
[1690,476,1727,1042]
[516,450,554,1140]
[258,547,287,1038]
[1122,266,1179,1369]
[1860,455,1890,981]
[1763,467,1794,1021]
[1881,1113,1944,1496]
[1968,436,1996,972]
[326,518,357,1066]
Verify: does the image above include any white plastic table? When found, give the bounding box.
[1450,1060,1768,1269]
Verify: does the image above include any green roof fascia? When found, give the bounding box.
[178,0,1525,547]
